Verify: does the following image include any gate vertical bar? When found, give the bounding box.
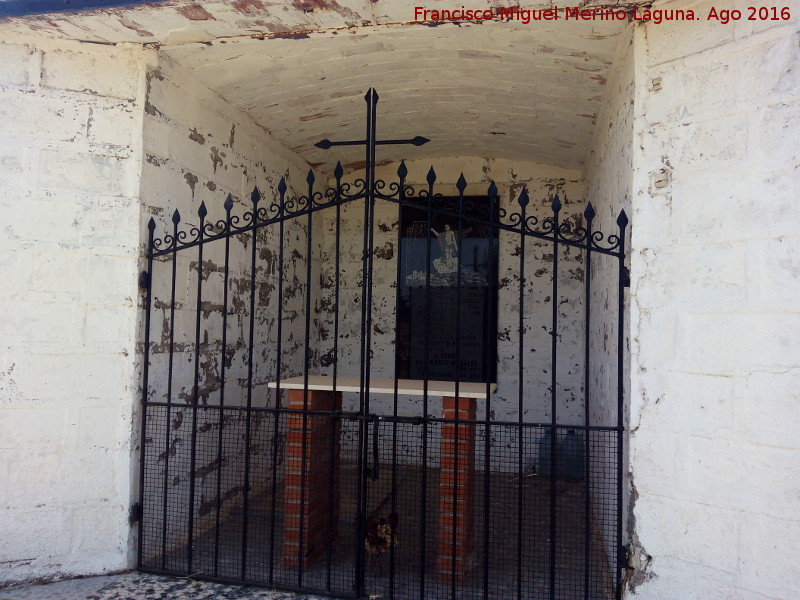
[268,179,287,585]
[364,89,378,417]
[298,171,316,585]
[420,165,437,600]
[483,181,498,600]
[137,218,156,569]
[354,89,376,598]
[362,91,379,593]
[161,210,180,570]
[325,164,344,591]
[516,189,529,600]
[582,203,595,599]
[213,198,233,576]
[241,187,261,580]
[389,160,408,599]
[187,202,208,573]
[450,174,467,600]
[615,210,628,600]
[549,195,562,600]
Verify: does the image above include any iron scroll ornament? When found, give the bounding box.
[149,169,628,260]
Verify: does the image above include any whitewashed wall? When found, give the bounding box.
[584,24,635,576]
[0,35,147,584]
[627,1,800,597]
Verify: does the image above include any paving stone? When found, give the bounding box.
[0,572,326,600]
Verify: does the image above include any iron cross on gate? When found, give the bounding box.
[314,89,430,472]
[314,88,430,197]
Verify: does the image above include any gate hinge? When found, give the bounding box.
[619,544,629,567]
[138,270,150,290]
[130,502,142,524]
[621,266,631,288]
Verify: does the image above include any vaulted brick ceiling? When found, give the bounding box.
[1,0,634,170]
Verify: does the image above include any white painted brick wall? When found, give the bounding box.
[628,1,800,597]
[584,22,635,573]
[0,35,147,584]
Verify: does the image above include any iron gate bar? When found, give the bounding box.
[212,196,233,577]
[162,211,180,571]
[268,180,287,587]
[140,401,622,430]
[362,90,377,597]
[550,195,561,600]
[517,189,529,600]
[583,202,595,600]
[187,202,207,573]
[325,172,343,593]
[240,189,259,581]
[355,91,372,597]
[136,218,155,570]
[420,166,434,600]
[298,172,314,585]
[616,210,629,600]
[482,181,499,600]
[388,160,407,599]
[451,174,466,600]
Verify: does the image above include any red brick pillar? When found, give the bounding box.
[282,388,341,568]
[437,396,477,581]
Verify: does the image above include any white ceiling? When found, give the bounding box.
[1,0,634,170]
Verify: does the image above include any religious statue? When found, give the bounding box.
[432,224,458,274]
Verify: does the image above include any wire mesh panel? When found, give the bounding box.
[138,90,628,600]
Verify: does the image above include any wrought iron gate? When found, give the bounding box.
[137,90,629,600]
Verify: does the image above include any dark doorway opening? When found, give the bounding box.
[397,196,499,383]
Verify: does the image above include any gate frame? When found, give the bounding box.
[136,89,630,600]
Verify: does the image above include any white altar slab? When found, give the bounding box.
[267,375,497,399]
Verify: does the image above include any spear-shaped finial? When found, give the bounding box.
[397,160,408,180]
[518,188,529,208]
[456,173,467,194]
[426,166,437,186]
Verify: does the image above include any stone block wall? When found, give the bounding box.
[0,35,147,584]
[583,23,636,573]
[626,2,800,597]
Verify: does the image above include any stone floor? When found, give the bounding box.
[0,572,325,600]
